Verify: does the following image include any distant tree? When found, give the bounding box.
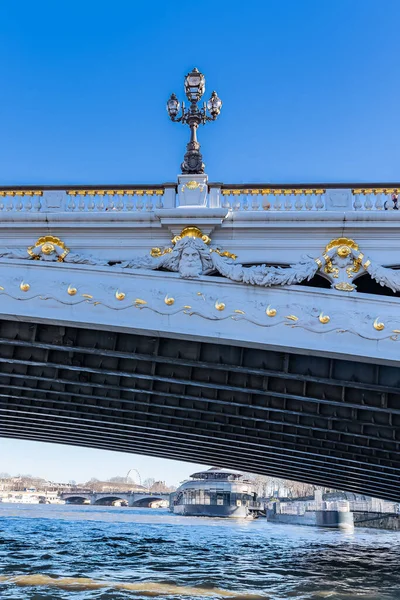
[149,480,176,493]
[244,473,330,499]
[85,478,101,491]
[0,472,11,479]
[143,478,156,490]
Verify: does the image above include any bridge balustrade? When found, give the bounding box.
[0,185,399,213]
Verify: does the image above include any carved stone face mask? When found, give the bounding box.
[178,247,203,278]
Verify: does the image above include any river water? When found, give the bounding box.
[0,504,399,600]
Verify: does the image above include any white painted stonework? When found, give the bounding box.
[0,178,399,366]
[0,257,398,366]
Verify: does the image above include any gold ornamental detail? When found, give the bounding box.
[27,236,70,262]
[67,285,77,296]
[134,298,147,306]
[150,227,236,261]
[67,189,163,196]
[373,318,384,331]
[334,282,355,292]
[171,226,211,246]
[323,254,339,278]
[346,253,364,278]
[319,312,330,324]
[324,238,359,254]
[221,188,326,196]
[266,305,277,317]
[321,237,360,280]
[150,247,172,258]
[185,180,200,190]
[211,248,238,260]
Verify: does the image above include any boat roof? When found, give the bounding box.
[190,467,244,478]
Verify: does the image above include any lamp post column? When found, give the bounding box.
[182,120,204,174]
[166,68,222,206]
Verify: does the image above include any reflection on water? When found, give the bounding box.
[0,504,399,599]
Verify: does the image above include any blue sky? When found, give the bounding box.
[0,438,203,486]
[1,0,399,484]
[0,0,399,185]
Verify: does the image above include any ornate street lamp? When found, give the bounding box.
[166,68,222,174]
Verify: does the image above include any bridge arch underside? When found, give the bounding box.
[0,319,399,502]
[131,497,165,507]
[93,496,127,506]
[64,495,89,504]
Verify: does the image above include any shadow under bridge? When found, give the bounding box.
[0,319,399,502]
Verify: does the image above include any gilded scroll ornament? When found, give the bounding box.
[318,312,330,324]
[67,285,77,296]
[20,281,30,292]
[27,236,70,262]
[0,235,106,265]
[319,237,367,291]
[373,317,385,331]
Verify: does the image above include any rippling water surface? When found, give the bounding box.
[0,504,399,599]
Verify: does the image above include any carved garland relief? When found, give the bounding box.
[0,228,399,340]
[0,228,398,294]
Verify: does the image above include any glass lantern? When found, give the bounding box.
[184,67,205,102]
[207,91,222,118]
[166,93,180,118]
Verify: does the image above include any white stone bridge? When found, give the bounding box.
[60,491,170,507]
[1,177,399,501]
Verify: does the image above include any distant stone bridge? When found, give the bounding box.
[61,491,170,507]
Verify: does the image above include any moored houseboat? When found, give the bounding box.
[169,467,257,518]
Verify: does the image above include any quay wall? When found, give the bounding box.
[353,512,400,530]
[267,509,354,529]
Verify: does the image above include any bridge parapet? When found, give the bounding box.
[0,182,399,214]
[1,178,400,270]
